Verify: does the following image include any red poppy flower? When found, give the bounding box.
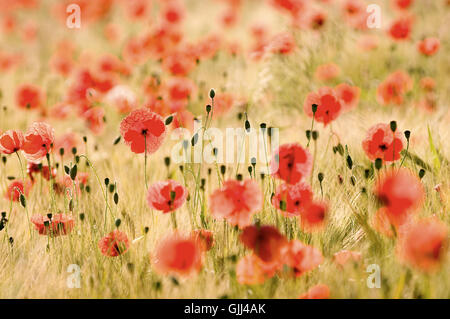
[391,0,414,10]
[419,77,435,92]
[5,180,31,202]
[0,130,24,154]
[27,163,57,182]
[374,168,425,227]
[388,16,413,41]
[15,83,44,110]
[120,108,166,154]
[22,122,55,163]
[300,200,329,232]
[417,37,440,56]
[333,250,362,266]
[281,240,323,277]
[270,143,312,185]
[372,207,396,237]
[303,87,342,126]
[152,233,203,276]
[192,229,214,251]
[147,180,187,213]
[335,83,360,112]
[272,182,313,217]
[267,32,296,55]
[397,217,447,272]
[98,230,130,257]
[298,284,330,299]
[209,179,262,228]
[30,213,75,236]
[315,63,341,82]
[236,254,278,285]
[165,77,195,101]
[362,123,404,162]
[240,225,288,263]
[376,70,412,105]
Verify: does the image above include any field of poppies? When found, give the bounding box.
[0,0,449,299]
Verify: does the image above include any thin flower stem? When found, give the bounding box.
[15,151,32,237]
[144,134,149,190]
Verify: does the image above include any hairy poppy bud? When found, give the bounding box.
[114,193,119,205]
[311,104,318,114]
[206,104,211,113]
[245,120,251,132]
[115,219,121,228]
[59,148,65,156]
[390,121,397,132]
[70,165,77,181]
[375,158,383,170]
[404,130,411,140]
[164,157,171,167]
[104,178,110,186]
[220,165,226,175]
[72,147,77,155]
[346,155,353,170]
[419,169,426,179]
[209,89,215,99]
[312,130,319,140]
[236,174,243,181]
[113,136,121,145]
[79,213,85,221]
[306,130,311,140]
[165,115,173,125]
[318,172,324,182]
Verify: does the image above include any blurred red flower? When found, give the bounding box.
[147,180,187,213]
[22,122,55,163]
[374,168,425,227]
[16,84,44,110]
[98,230,130,257]
[303,87,342,126]
[362,123,404,162]
[335,83,360,112]
[270,143,312,185]
[376,70,412,105]
[240,225,288,263]
[315,63,341,82]
[192,229,214,251]
[236,254,278,285]
[333,250,362,266]
[272,182,313,217]
[300,200,329,232]
[31,213,75,236]
[281,240,323,277]
[120,108,166,154]
[152,233,203,276]
[397,217,447,272]
[0,130,24,154]
[388,16,413,41]
[209,179,262,228]
[5,180,31,202]
[298,284,330,299]
[417,37,440,56]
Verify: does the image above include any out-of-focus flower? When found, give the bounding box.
[22,122,55,163]
[362,123,404,163]
[98,230,130,257]
[417,37,440,56]
[303,87,342,126]
[298,284,330,299]
[147,180,187,213]
[270,143,312,185]
[31,213,75,236]
[0,130,24,154]
[272,182,313,217]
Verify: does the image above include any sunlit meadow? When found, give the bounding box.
[0,0,449,299]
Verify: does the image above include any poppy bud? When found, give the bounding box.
[206,104,212,113]
[404,130,411,140]
[220,165,226,175]
[72,147,77,155]
[208,168,212,175]
[306,130,311,140]
[364,169,371,179]
[9,237,13,245]
[179,165,184,172]
[7,176,14,180]
[114,193,119,205]
[69,199,74,211]
[237,112,243,120]
[260,123,267,130]
[47,213,52,220]
[236,174,243,181]
[346,155,353,170]
[83,136,87,143]
[79,213,85,221]
[248,166,252,175]
[209,89,215,99]
[375,158,383,170]
[311,104,318,114]
[59,148,65,156]
[20,194,26,208]
[312,130,319,140]
[213,147,218,157]
[171,276,180,286]
[85,185,91,193]
[318,172,324,182]
[113,136,121,145]
[109,184,115,193]
[419,169,426,179]
[350,176,356,186]
[260,173,265,180]
[165,115,173,125]
[1,156,6,164]
[75,155,80,163]
[70,165,77,181]
[104,178,110,186]
[164,157,171,167]
[144,226,149,234]
[191,133,199,146]
[115,218,121,228]
[200,178,206,190]
[390,121,397,132]
[245,120,251,132]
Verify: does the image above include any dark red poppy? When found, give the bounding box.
[30,213,75,236]
[98,230,130,257]
[120,108,166,154]
[22,122,55,163]
[146,180,187,213]
[303,87,342,126]
[272,182,313,217]
[0,130,24,154]
[240,225,287,263]
[270,143,312,185]
[362,123,404,162]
